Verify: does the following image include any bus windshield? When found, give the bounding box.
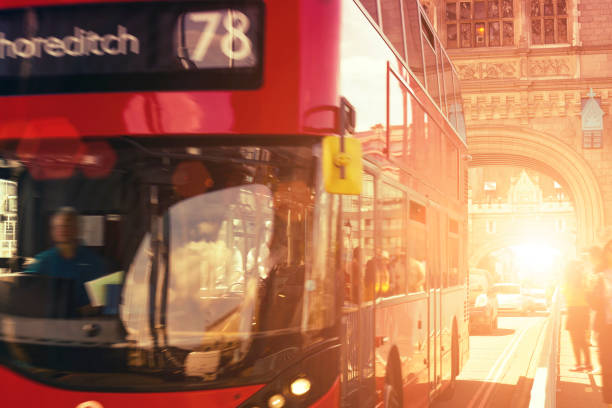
[0,137,338,391]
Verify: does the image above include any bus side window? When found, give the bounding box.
[422,15,441,106]
[448,219,460,286]
[408,201,426,293]
[358,0,379,24]
[428,210,442,290]
[380,183,406,297]
[403,0,425,84]
[388,70,414,169]
[361,173,376,302]
[342,195,360,305]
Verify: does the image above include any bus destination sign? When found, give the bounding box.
[0,2,264,95]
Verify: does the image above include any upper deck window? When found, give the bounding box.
[346,1,467,140]
[446,0,514,48]
[380,0,406,59]
[360,0,380,22]
[421,14,436,48]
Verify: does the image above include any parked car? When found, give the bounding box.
[469,269,499,333]
[492,283,528,315]
[522,287,549,312]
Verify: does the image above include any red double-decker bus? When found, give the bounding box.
[0,1,468,407]
[337,1,469,407]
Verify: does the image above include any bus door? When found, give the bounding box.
[340,174,376,408]
[427,208,442,395]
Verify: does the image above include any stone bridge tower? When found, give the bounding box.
[424,0,612,254]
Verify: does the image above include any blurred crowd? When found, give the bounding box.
[562,241,612,407]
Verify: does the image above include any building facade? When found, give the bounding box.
[419,0,612,253]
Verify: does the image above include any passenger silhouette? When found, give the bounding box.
[589,239,612,406]
[562,259,592,372]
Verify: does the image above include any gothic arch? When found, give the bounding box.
[468,125,604,252]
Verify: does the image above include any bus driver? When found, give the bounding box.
[25,207,108,314]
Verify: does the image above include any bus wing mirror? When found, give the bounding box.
[322,136,362,195]
[340,97,356,134]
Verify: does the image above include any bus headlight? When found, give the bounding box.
[290,377,312,396]
[267,394,286,408]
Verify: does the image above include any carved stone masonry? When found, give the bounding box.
[455,56,574,81]
[461,90,595,123]
[456,61,519,81]
[527,58,572,77]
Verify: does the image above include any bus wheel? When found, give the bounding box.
[384,349,403,408]
[439,323,459,401]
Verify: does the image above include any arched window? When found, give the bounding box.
[530,0,568,44]
[446,0,514,48]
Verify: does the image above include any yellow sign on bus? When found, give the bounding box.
[322,136,362,195]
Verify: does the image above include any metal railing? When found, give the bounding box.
[528,287,561,408]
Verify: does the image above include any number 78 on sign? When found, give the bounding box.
[182,9,254,66]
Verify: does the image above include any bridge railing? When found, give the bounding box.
[528,287,561,408]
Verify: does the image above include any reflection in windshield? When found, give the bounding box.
[0,139,336,390]
[167,185,271,348]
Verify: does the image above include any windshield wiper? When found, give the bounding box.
[159,213,172,358]
[146,185,165,368]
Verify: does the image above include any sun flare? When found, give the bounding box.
[509,243,562,285]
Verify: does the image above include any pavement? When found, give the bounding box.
[556,314,607,408]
